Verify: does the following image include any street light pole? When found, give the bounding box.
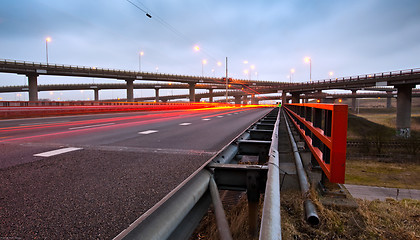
[305,57,312,82]
[45,37,51,64]
[139,51,144,72]
[225,57,228,103]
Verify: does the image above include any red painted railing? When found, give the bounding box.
[284,103,348,183]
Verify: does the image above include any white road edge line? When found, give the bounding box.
[69,123,115,130]
[138,130,159,135]
[179,123,192,126]
[202,118,211,121]
[34,147,83,157]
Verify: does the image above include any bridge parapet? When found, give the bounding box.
[284,103,348,183]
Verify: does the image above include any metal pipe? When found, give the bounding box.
[209,176,233,240]
[259,108,282,240]
[283,110,320,225]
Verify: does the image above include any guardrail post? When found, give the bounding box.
[246,170,260,236]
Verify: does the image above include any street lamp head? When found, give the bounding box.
[217,61,222,67]
[140,51,144,56]
[329,71,333,77]
[46,37,51,42]
[250,65,255,70]
[304,57,311,63]
[290,68,295,73]
[243,60,249,64]
[194,45,200,52]
[202,59,207,65]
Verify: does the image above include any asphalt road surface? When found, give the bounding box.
[0,106,273,239]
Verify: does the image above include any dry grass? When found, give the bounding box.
[345,160,420,189]
[193,190,420,239]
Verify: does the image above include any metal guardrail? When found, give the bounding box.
[114,108,281,239]
[284,103,348,184]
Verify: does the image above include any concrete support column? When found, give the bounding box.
[386,91,392,109]
[351,90,357,111]
[27,74,39,101]
[291,92,300,103]
[251,95,258,105]
[281,91,287,105]
[189,83,196,102]
[155,88,160,102]
[234,96,241,105]
[304,98,309,103]
[396,85,413,138]
[94,89,99,101]
[126,79,134,102]
[242,95,248,105]
[208,89,213,103]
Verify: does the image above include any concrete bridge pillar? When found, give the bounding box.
[126,79,134,102]
[155,88,160,102]
[351,90,357,111]
[242,95,248,105]
[208,89,213,103]
[94,89,99,101]
[291,92,300,103]
[396,85,414,138]
[281,91,287,105]
[27,74,39,101]
[386,91,392,109]
[251,95,258,105]
[189,83,196,102]
[234,96,241,105]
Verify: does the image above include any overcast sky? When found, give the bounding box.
[0,0,419,101]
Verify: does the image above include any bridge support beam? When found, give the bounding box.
[94,89,99,101]
[251,95,258,105]
[281,91,287,104]
[155,88,160,102]
[386,91,392,109]
[291,92,300,103]
[208,89,213,103]
[234,96,241,105]
[126,79,134,102]
[242,95,248,105]
[27,74,39,101]
[189,83,196,102]
[351,90,357,111]
[396,85,414,138]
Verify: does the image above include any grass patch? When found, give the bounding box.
[193,191,420,239]
[345,160,420,189]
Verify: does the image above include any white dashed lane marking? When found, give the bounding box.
[202,119,211,121]
[179,123,192,126]
[138,130,159,135]
[217,116,224,118]
[34,147,83,157]
[69,123,115,130]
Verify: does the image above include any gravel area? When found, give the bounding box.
[0,148,212,239]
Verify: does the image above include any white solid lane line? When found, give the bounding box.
[179,123,192,126]
[34,147,83,157]
[138,130,159,135]
[69,123,115,130]
[202,118,211,121]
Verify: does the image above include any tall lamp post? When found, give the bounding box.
[290,68,295,83]
[304,57,311,82]
[201,59,207,77]
[45,37,51,64]
[139,51,144,72]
